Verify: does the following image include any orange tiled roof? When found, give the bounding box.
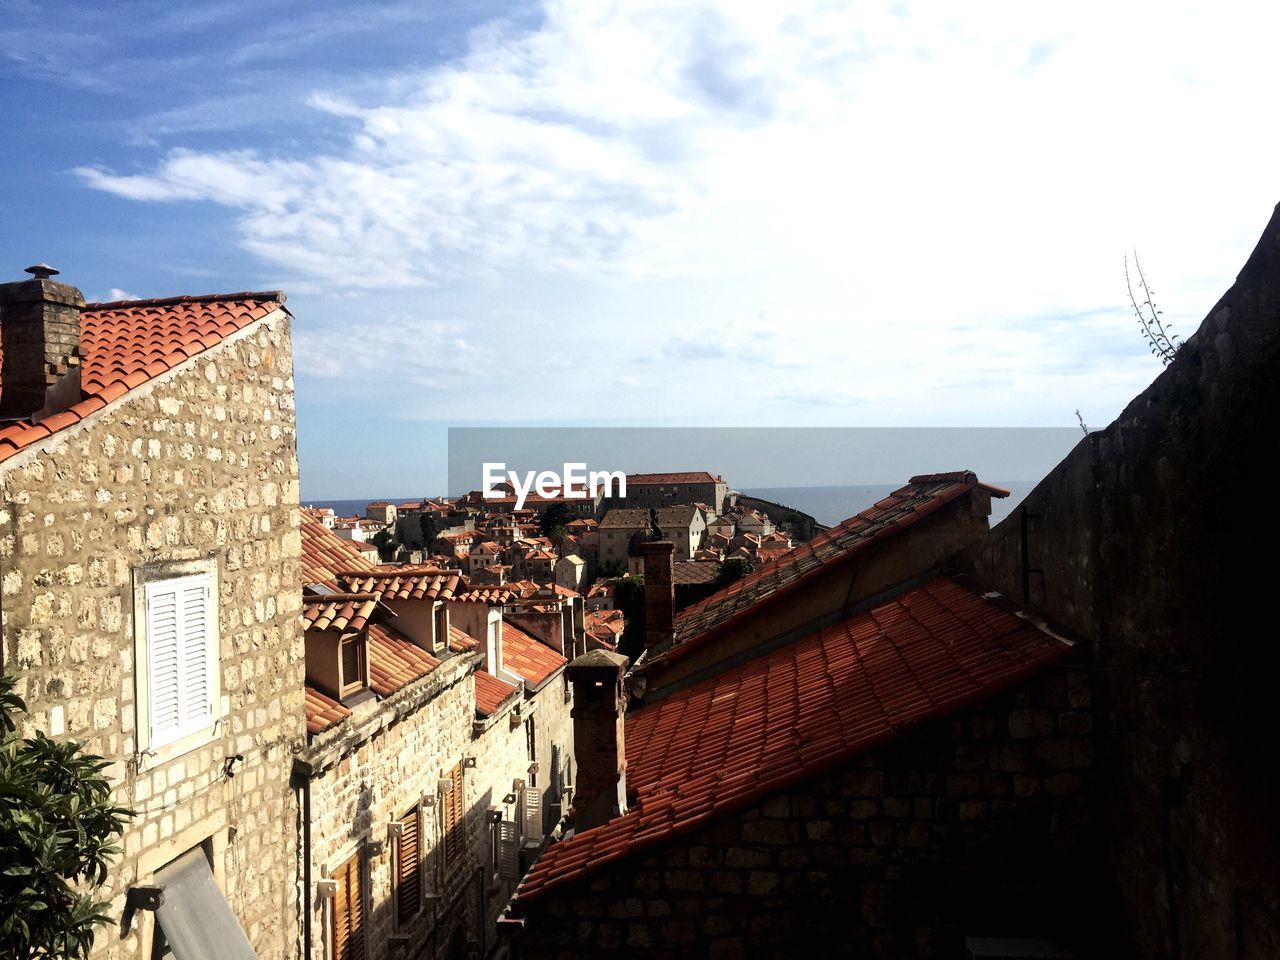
[453,586,518,604]
[0,292,283,465]
[665,472,1004,653]
[304,687,351,735]
[475,670,521,717]
[340,571,462,602]
[300,514,375,588]
[625,472,720,485]
[502,622,567,687]
[448,624,480,653]
[754,545,792,565]
[367,623,441,696]
[302,594,380,633]
[516,577,1072,902]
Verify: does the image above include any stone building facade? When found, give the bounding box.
[0,276,304,958]
[297,520,574,960]
[513,664,1099,959]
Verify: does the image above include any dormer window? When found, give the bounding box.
[339,632,367,698]
[303,593,378,707]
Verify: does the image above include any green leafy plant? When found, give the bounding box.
[418,511,441,549]
[370,527,399,562]
[0,675,132,959]
[714,557,752,588]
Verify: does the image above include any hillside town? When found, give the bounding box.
[1,203,1278,960]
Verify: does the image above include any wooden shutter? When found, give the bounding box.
[442,761,465,868]
[521,786,543,845]
[396,806,421,923]
[332,852,366,960]
[497,820,520,880]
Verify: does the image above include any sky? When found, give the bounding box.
[2,0,1277,498]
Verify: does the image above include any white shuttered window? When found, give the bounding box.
[145,574,216,748]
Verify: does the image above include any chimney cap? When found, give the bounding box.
[24,263,59,279]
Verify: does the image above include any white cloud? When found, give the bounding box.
[76,0,1280,428]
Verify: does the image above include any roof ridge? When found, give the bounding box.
[85,290,286,311]
[303,592,380,604]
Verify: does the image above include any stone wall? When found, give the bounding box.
[514,664,1102,959]
[300,654,482,960]
[961,204,1280,958]
[300,654,573,960]
[471,667,573,951]
[0,311,305,958]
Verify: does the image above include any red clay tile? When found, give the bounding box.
[502,622,567,688]
[660,473,1008,658]
[516,576,1073,903]
[0,292,282,457]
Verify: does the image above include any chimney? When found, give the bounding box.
[0,265,84,423]
[566,649,629,830]
[639,540,675,654]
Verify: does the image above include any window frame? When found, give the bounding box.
[337,632,367,700]
[132,559,222,764]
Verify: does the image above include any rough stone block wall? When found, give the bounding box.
[0,314,304,958]
[516,664,1102,959]
[302,661,573,960]
[303,658,479,960]
[961,204,1280,958]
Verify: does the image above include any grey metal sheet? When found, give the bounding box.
[154,847,257,960]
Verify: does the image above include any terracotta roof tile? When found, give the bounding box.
[304,686,351,735]
[340,571,462,602]
[454,586,519,604]
[625,472,721,484]
[0,292,283,463]
[300,514,376,588]
[475,670,521,717]
[367,623,440,696]
[664,472,1004,655]
[517,577,1072,902]
[502,622,567,687]
[448,624,480,653]
[302,594,380,633]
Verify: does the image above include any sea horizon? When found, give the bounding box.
[303,479,1036,529]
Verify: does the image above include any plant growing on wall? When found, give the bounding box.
[1126,251,1182,365]
[0,675,132,960]
[418,511,441,548]
[613,573,646,661]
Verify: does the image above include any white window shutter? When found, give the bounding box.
[521,787,543,845]
[179,579,213,731]
[146,574,214,748]
[146,584,182,745]
[497,820,520,880]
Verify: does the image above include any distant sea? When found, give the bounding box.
[305,481,1037,530]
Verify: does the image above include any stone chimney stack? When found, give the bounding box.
[0,264,84,424]
[639,540,675,654]
[566,649,629,830]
